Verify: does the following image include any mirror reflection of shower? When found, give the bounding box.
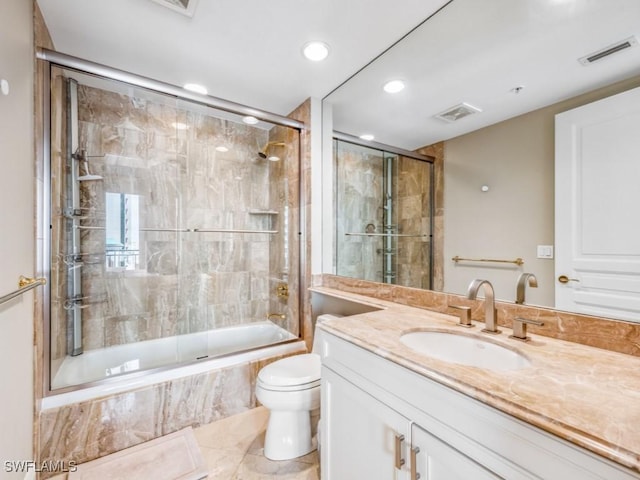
[334,137,434,289]
[258,141,286,161]
[73,149,103,181]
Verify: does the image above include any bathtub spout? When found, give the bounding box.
[268,313,286,321]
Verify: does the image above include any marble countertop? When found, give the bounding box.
[312,287,640,473]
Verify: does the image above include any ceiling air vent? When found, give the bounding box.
[434,102,482,123]
[578,36,638,65]
[149,0,199,17]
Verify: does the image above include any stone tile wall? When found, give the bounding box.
[334,141,434,289]
[48,83,301,360]
[335,140,384,281]
[36,347,305,479]
[396,155,432,289]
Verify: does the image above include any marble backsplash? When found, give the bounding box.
[318,274,640,357]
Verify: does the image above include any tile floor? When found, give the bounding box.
[194,407,320,479]
[49,407,320,480]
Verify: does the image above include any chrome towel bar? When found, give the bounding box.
[345,232,428,238]
[0,276,47,306]
[75,226,277,234]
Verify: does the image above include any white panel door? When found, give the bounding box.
[555,86,640,321]
[411,424,500,480]
[322,367,410,480]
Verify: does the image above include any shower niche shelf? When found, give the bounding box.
[248,210,279,215]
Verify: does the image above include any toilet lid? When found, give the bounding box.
[257,353,321,387]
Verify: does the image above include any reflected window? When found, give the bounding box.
[105,193,140,270]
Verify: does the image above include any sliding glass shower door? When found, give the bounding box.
[334,139,434,289]
[47,65,301,390]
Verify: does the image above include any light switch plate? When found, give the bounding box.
[537,245,554,259]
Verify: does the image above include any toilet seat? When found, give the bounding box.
[257,353,321,390]
[257,378,321,392]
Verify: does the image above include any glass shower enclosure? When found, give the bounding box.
[45,63,302,392]
[334,138,434,289]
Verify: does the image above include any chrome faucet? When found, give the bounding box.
[467,279,500,334]
[515,273,538,305]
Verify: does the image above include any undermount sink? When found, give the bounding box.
[400,330,531,371]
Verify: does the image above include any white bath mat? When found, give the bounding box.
[68,427,207,480]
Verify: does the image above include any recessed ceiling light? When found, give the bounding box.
[302,41,330,62]
[359,134,375,141]
[242,116,259,125]
[383,80,405,94]
[183,83,208,95]
[172,122,189,130]
[215,146,229,152]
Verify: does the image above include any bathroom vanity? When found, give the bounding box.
[314,289,640,479]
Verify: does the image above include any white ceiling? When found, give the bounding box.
[36,0,450,116]
[326,0,640,149]
[36,0,640,150]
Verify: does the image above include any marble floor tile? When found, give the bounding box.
[194,406,269,453]
[232,454,319,480]
[198,447,246,479]
[196,406,320,479]
[47,407,320,480]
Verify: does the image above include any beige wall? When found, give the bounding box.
[0,0,35,477]
[442,75,640,307]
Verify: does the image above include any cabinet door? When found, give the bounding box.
[322,367,410,480]
[411,424,501,480]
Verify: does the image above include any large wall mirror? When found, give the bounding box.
[322,0,640,321]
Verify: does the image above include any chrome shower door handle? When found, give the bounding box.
[394,434,405,469]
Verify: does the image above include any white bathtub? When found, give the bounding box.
[44,321,303,409]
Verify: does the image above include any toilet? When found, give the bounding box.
[255,314,339,461]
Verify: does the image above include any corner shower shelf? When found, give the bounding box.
[193,228,278,234]
[248,210,279,215]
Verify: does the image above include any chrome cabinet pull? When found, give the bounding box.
[394,434,405,469]
[410,446,421,480]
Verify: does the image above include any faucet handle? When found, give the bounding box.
[510,317,544,342]
[449,305,474,328]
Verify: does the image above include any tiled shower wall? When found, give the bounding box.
[50,81,299,372]
[335,141,432,288]
[335,141,384,281]
[396,155,432,289]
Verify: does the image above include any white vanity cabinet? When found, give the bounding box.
[411,424,500,480]
[322,367,411,479]
[319,330,640,480]
[322,367,499,480]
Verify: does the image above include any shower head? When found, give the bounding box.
[73,148,103,181]
[258,142,286,161]
[77,163,103,181]
[78,174,103,181]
